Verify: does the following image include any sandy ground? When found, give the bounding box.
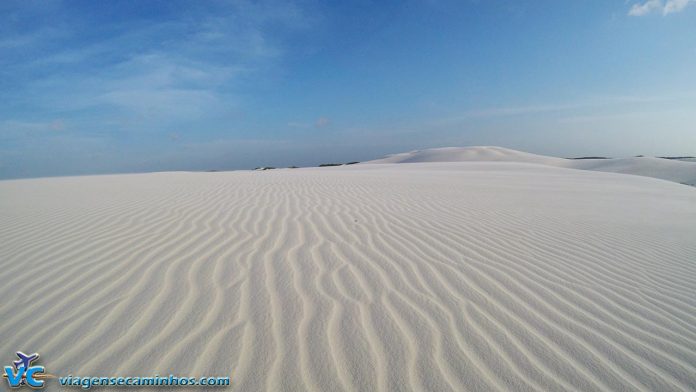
[1,159,695,391]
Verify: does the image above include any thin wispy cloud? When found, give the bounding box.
[663,0,694,13]
[628,0,694,15]
[424,95,678,126]
[0,0,324,178]
[2,0,315,132]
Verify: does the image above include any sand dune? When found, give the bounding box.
[366,146,568,166]
[367,146,696,185]
[569,157,696,186]
[1,162,695,391]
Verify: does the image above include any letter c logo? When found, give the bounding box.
[25,366,45,388]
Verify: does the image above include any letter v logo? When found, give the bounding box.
[4,366,25,388]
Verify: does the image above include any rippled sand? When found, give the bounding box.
[1,162,695,391]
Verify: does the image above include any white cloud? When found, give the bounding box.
[2,0,317,134]
[663,0,693,13]
[628,0,695,15]
[629,0,663,15]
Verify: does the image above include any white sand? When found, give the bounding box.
[1,153,695,391]
[368,146,696,185]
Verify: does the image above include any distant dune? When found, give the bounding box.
[1,155,695,391]
[367,146,568,165]
[367,146,696,185]
[569,156,696,186]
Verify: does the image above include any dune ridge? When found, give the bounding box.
[367,146,696,185]
[1,162,695,391]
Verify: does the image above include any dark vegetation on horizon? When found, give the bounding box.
[235,154,696,174]
[251,161,361,171]
[319,161,360,167]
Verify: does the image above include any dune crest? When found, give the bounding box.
[367,146,696,185]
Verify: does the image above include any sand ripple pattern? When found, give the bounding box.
[1,163,695,391]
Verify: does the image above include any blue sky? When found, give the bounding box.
[1,0,695,179]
